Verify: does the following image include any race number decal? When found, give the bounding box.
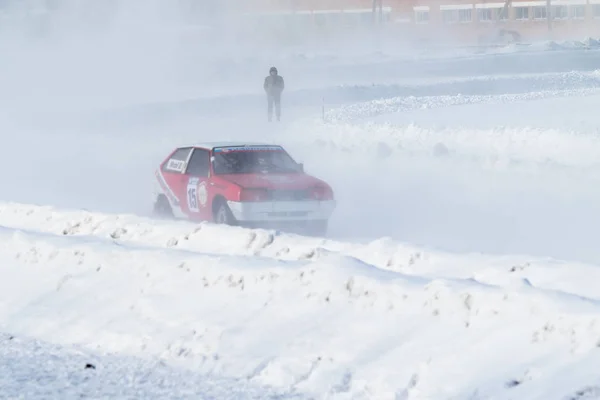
[198,181,208,207]
[187,177,200,212]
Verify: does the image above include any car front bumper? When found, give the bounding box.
[227,200,336,222]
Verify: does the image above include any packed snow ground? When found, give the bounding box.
[0,333,302,399]
[3,204,600,399]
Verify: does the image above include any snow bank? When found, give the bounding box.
[285,87,600,172]
[2,204,600,398]
[477,37,600,55]
[289,118,600,172]
[542,38,600,51]
[2,202,600,299]
[323,85,600,123]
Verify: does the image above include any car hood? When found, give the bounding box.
[216,173,325,189]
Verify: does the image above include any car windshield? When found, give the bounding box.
[212,147,300,175]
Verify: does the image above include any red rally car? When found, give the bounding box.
[153,142,336,235]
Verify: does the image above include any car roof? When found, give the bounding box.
[181,141,282,150]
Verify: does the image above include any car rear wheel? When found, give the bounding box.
[153,194,173,218]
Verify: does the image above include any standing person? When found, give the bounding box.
[263,66,284,122]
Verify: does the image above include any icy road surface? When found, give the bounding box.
[7,81,600,263]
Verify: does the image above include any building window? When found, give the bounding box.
[553,5,568,19]
[571,5,585,19]
[441,6,472,23]
[477,8,493,21]
[415,10,429,23]
[459,9,472,22]
[570,5,585,19]
[442,9,459,23]
[495,7,508,20]
[533,6,547,19]
[514,7,529,20]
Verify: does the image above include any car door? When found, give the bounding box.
[182,148,212,221]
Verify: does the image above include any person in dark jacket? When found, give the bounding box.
[263,66,284,121]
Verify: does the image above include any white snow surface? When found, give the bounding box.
[0,333,301,399]
[2,204,600,399]
[6,2,600,398]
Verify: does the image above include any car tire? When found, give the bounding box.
[153,194,174,218]
[213,200,236,226]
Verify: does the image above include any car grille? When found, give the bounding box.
[268,189,310,201]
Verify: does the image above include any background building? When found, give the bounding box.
[225,0,600,45]
[3,0,597,46]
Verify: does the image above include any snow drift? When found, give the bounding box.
[2,203,600,399]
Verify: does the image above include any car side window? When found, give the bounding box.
[162,147,191,173]
[186,148,210,177]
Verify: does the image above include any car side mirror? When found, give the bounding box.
[297,163,304,172]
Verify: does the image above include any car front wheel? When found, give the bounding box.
[213,201,236,226]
